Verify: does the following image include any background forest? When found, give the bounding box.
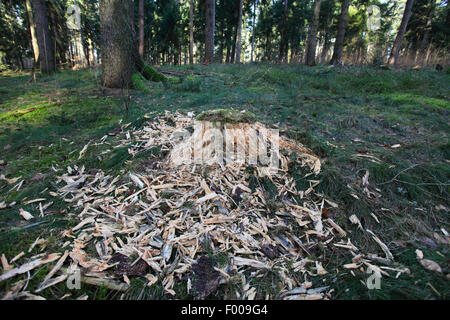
[1,0,449,72]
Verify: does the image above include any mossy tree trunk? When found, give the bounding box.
[99,0,171,89]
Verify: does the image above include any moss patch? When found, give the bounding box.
[196,109,257,123]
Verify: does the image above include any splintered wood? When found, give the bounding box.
[0,111,407,300]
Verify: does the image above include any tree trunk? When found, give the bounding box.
[235,0,244,63]
[265,32,271,61]
[279,0,289,62]
[138,0,144,58]
[231,27,237,64]
[25,0,39,65]
[388,0,414,65]
[419,0,435,64]
[189,0,194,64]
[100,0,136,88]
[250,0,257,62]
[447,0,450,30]
[131,0,135,33]
[305,0,322,66]
[205,0,215,64]
[330,0,350,65]
[31,0,55,74]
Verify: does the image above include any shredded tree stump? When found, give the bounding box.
[0,110,411,300]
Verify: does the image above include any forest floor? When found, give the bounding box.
[0,64,449,300]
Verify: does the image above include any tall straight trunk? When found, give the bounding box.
[305,0,322,66]
[424,39,432,65]
[83,35,90,66]
[388,0,414,65]
[320,39,331,63]
[25,0,39,64]
[189,0,194,64]
[68,1,84,66]
[138,0,144,58]
[265,33,271,61]
[131,0,135,33]
[217,28,224,63]
[419,0,435,62]
[80,31,89,66]
[250,0,257,62]
[100,0,136,88]
[231,27,237,63]
[205,0,215,64]
[279,0,289,62]
[330,0,350,65]
[31,0,55,74]
[320,0,334,63]
[447,0,450,30]
[235,0,243,63]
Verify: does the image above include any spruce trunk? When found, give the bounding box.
[100,0,137,88]
[31,0,55,74]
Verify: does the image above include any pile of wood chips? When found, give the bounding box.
[1,111,409,300]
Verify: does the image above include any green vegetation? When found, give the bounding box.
[0,64,449,300]
[196,108,257,123]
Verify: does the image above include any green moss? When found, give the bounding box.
[131,73,150,93]
[196,109,257,123]
[140,63,167,82]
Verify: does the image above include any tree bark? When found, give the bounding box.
[279,0,289,62]
[305,0,322,66]
[31,0,55,74]
[330,0,350,65]
[388,0,414,65]
[235,0,244,63]
[231,26,237,63]
[205,0,215,64]
[250,0,257,62]
[100,0,137,88]
[138,0,145,58]
[25,0,39,64]
[265,32,271,61]
[419,0,435,63]
[189,0,194,64]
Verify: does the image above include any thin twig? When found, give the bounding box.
[377,163,421,185]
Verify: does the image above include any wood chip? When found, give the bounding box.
[19,208,34,221]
